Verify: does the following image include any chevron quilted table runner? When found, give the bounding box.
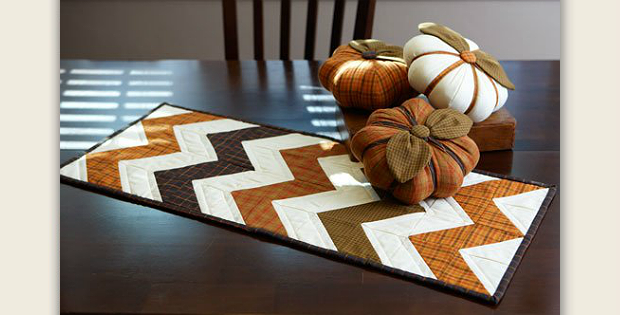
[60,103,556,304]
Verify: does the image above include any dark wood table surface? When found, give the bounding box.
[60,60,560,314]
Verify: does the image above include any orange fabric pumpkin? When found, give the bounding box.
[351,98,480,204]
[319,40,416,111]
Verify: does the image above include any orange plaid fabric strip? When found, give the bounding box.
[232,143,347,235]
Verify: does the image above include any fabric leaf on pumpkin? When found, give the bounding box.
[386,131,431,183]
[348,39,406,63]
[472,50,515,90]
[418,22,471,53]
[385,107,473,183]
[426,108,473,139]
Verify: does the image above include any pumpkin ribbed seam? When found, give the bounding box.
[487,71,500,110]
[464,64,479,115]
[352,60,366,107]
[428,157,438,191]
[342,61,357,107]
[398,105,418,126]
[369,66,378,110]
[360,137,390,160]
[323,53,346,91]
[410,51,460,65]
[363,61,374,108]
[424,59,465,97]
[386,62,405,106]
[375,66,389,109]
[441,142,466,175]
[473,63,500,111]
[369,121,409,130]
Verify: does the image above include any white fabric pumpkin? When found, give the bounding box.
[403,23,513,123]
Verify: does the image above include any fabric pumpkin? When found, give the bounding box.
[351,98,479,204]
[403,23,515,123]
[319,39,416,111]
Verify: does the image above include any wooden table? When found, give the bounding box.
[60,60,560,314]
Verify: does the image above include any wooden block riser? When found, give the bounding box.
[336,106,517,162]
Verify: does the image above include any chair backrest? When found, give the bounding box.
[222,0,376,60]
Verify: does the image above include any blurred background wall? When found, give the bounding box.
[60,0,560,60]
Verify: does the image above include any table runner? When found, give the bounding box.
[60,103,556,304]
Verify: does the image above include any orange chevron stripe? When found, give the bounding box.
[85,112,222,190]
[409,179,540,295]
[232,143,348,235]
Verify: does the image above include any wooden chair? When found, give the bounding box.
[222,0,376,60]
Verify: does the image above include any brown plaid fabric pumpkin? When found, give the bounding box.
[319,39,416,111]
[350,98,480,204]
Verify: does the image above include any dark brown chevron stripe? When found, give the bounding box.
[318,200,425,263]
[154,126,290,214]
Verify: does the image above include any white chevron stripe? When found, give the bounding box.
[145,104,192,119]
[272,155,380,250]
[91,121,148,154]
[363,219,435,277]
[460,238,523,295]
[462,172,499,187]
[493,188,549,234]
[362,197,474,278]
[192,134,334,225]
[60,156,88,181]
[117,119,257,201]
